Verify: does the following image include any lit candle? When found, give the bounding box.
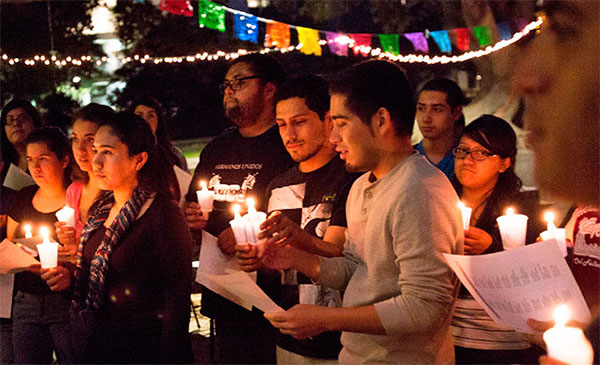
[543,305,593,365]
[229,204,249,244]
[55,206,76,227]
[245,198,267,245]
[496,207,529,250]
[36,226,58,268]
[458,201,472,231]
[196,181,215,220]
[540,211,568,257]
[23,224,33,239]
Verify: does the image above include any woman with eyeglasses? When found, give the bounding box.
[449,115,544,364]
[1,99,43,176]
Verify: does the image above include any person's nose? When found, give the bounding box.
[329,125,341,145]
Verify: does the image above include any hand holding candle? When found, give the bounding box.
[228,199,267,246]
[496,207,528,250]
[36,227,58,268]
[540,211,568,257]
[458,201,472,231]
[55,206,76,228]
[196,181,215,220]
[543,305,593,365]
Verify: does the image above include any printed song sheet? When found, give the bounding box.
[444,240,591,333]
[195,231,283,313]
[173,165,192,207]
[0,239,39,274]
[2,163,35,191]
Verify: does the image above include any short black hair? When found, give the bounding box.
[229,53,286,87]
[329,60,415,137]
[274,74,329,120]
[419,78,468,110]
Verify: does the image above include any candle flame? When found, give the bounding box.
[544,211,555,224]
[200,181,207,190]
[232,204,242,218]
[39,226,49,238]
[553,304,569,327]
[458,201,465,209]
[506,207,515,215]
[246,197,256,213]
[23,224,32,232]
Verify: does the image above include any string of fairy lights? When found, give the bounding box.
[0,17,543,68]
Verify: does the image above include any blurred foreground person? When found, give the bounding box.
[514,1,599,364]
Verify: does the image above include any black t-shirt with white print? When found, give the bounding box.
[186,125,294,320]
[266,155,358,360]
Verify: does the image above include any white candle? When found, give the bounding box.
[196,181,215,219]
[36,227,58,268]
[543,305,593,365]
[229,204,248,244]
[55,206,76,227]
[458,201,472,231]
[245,198,267,245]
[23,224,33,239]
[496,207,529,250]
[540,211,568,257]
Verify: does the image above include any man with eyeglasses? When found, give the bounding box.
[415,78,468,180]
[184,53,293,364]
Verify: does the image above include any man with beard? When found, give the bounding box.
[260,60,463,363]
[184,54,293,363]
[235,75,358,363]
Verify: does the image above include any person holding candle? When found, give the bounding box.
[5,126,74,364]
[514,2,599,362]
[183,53,293,364]
[46,112,193,363]
[450,115,545,364]
[261,60,463,363]
[54,103,115,260]
[235,74,358,363]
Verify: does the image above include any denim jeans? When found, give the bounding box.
[0,319,13,364]
[12,291,72,364]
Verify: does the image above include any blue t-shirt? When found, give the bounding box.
[415,141,454,180]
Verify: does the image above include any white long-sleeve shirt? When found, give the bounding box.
[319,153,464,363]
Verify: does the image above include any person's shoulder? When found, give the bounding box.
[268,165,301,189]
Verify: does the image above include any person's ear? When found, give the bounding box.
[452,105,463,121]
[61,155,69,169]
[134,152,148,171]
[372,107,392,136]
[264,82,277,100]
[499,157,511,173]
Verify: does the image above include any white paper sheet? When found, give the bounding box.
[2,163,35,191]
[0,239,40,274]
[195,231,283,313]
[444,240,591,333]
[0,274,14,318]
[174,165,192,207]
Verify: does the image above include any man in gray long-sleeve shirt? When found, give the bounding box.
[260,60,464,363]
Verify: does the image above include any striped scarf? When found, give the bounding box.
[72,186,152,314]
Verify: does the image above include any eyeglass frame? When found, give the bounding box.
[5,113,34,128]
[452,147,498,161]
[219,75,260,93]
